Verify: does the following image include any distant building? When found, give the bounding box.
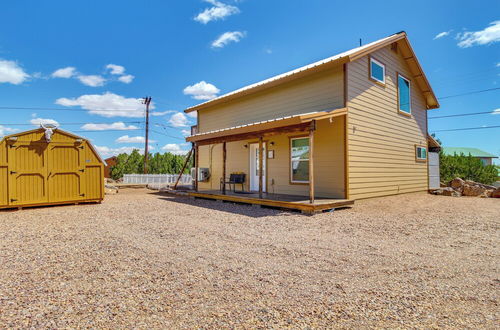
[104,156,117,178]
[442,147,498,166]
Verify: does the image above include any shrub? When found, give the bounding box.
[440,152,497,185]
[110,150,192,180]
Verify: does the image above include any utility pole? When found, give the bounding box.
[142,96,152,174]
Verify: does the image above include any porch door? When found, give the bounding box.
[249,143,266,192]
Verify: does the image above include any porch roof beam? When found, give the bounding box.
[195,122,312,146]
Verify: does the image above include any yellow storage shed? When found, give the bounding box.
[0,127,105,209]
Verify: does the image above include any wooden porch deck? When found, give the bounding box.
[187,190,354,214]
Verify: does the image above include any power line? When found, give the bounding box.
[429,111,498,119]
[438,87,500,100]
[431,125,500,132]
[0,121,143,126]
[150,129,185,141]
[72,129,143,133]
[0,106,144,113]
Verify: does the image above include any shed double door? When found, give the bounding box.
[8,142,85,205]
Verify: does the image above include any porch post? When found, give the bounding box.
[258,136,263,199]
[194,143,199,192]
[309,121,316,204]
[222,141,226,195]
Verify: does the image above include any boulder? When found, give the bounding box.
[450,178,465,192]
[441,187,461,197]
[463,183,486,197]
[491,188,500,198]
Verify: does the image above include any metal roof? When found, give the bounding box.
[184,31,439,113]
[442,147,498,158]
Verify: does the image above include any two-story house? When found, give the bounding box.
[185,32,439,213]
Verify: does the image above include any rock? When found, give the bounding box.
[105,178,116,184]
[450,178,465,192]
[104,184,119,195]
[491,188,500,198]
[105,187,118,195]
[441,187,461,197]
[463,184,485,197]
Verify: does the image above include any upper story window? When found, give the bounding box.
[398,74,411,115]
[369,57,385,84]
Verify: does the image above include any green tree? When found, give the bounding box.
[440,152,497,185]
[110,150,193,180]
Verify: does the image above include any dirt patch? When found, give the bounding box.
[1,189,498,328]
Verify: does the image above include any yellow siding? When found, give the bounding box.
[0,129,104,209]
[198,67,344,133]
[0,140,7,206]
[197,118,345,198]
[347,45,428,200]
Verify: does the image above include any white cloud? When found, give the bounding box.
[51,66,76,78]
[95,146,143,158]
[183,81,220,100]
[181,129,191,136]
[433,30,452,40]
[77,74,106,87]
[162,143,189,155]
[186,110,197,118]
[81,122,139,131]
[106,64,125,75]
[118,74,134,83]
[116,135,156,144]
[492,108,500,115]
[0,125,18,137]
[30,118,59,126]
[56,92,149,118]
[456,21,500,48]
[0,59,30,85]
[168,112,189,127]
[151,110,176,117]
[194,0,239,24]
[496,62,500,67]
[211,31,246,48]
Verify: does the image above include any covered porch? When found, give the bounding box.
[185,107,353,213]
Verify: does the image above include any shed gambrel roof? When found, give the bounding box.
[185,31,439,114]
[1,127,106,164]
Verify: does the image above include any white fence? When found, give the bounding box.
[123,174,192,185]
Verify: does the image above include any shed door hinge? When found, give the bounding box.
[10,199,17,202]
[10,171,17,174]
[80,193,85,197]
[79,169,85,172]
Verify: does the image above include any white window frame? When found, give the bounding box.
[416,146,427,161]
[397,74,412,114]
[369,57,386,84]
[290,137,310,184]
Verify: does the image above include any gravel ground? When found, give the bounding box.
[1,189,498,328]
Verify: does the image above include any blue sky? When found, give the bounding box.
[0,0,498,163]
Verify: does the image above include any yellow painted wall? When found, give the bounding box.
[0,129,104,209]
[346,45,429,199]
[197,117,345,198]
[197,66,344,133]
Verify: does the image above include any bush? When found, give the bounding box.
[440,152,497,185]
[110,149,192,180]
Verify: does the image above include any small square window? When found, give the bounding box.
[370,58,385,84]
[416,146,427,161]
[398,74,411,114]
